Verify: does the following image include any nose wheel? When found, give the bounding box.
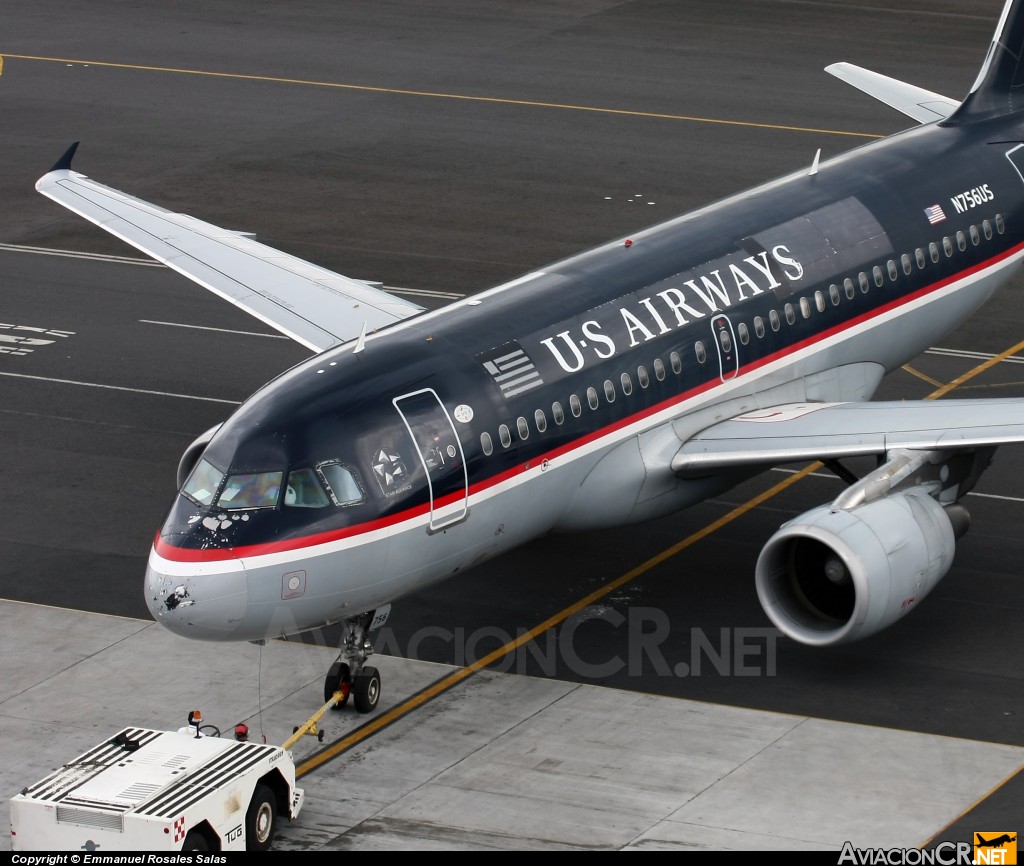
[353,666,381,713]
[324,607,389,714]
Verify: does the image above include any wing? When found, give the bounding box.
[825,62,960,124]
[35,143,424,353]
[673,399,1024,474]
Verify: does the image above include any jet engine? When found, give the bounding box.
[176,423,223,489]
[754,488,970,646]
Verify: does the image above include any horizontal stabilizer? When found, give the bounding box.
[673,399,1024,474]
[36,155,424,353]
[825,62,959,124]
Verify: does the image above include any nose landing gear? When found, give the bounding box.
[323,605,390,714]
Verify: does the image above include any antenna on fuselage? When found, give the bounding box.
[353,321,368,354]
[809,148,821,176]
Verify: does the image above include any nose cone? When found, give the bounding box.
[145,549,251,641]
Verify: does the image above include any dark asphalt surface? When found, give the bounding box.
[1,0,1020,845]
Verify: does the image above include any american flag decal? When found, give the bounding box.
[924,204,946,224]
[477,342,544,398]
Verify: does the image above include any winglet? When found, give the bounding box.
[49,141,80,173]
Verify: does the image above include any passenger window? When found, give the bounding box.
[915,248,926,269]
[815,290,825,312]
[637,365,650,388]
[318,463,364,506]
[956,230,967,251]
[798,297,810,318]
[285,468,331,508]
[517,416,530,439]
[929,242,940,263]
[970,225,980,246]
[620,372,633,395]
[996,214,1005,234]
[769,309,781,331]
[983,219,993,240]
[534,409,547,433]
[499,424,512,447]
[603,379,616,402]
[552,401,565,425]
[670,350,682,373]
[873,265,884,287]
[943,236,954,257]
[654,358,666,380]
[859,271,870,292]
[481,432,493,456]
[829,284,840,306]
[570,395,582,417]
[844,277,855,299]
[901,254,912,276]
[738,322,749,344]
[718,329,733,353]
[695,341,707,363]
[754,316,765,338]
[784,303,796,325]
[216,471,284,510]
[587,387,599,409]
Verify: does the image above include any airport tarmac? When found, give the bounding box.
[2,599,1022,852]
[2,0,1023,852]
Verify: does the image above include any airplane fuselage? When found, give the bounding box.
[145,112,1024,641]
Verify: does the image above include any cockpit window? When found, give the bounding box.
[284,468,331,508]
[181,458,224,506]
[215,471,284,509]
[318,462,365,506]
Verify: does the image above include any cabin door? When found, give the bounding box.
[710,314,739,381]
[392,388,469,531]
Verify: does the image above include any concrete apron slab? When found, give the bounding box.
[1,601,1020,851]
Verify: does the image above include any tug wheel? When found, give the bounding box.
[246,783,277,851]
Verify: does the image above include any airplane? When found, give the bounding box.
[977,834,1017,848]
[34,0,1024,714]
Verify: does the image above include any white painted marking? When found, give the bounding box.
[0,242,163,266]
[0,243,460,299]
[0,371,240,405]
[139,319,289,339]
[926,346,1024,364]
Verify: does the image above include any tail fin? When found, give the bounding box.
[946,0,1024,124]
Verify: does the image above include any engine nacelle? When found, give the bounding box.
[755,490,965,646]
[176,423,223,489]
